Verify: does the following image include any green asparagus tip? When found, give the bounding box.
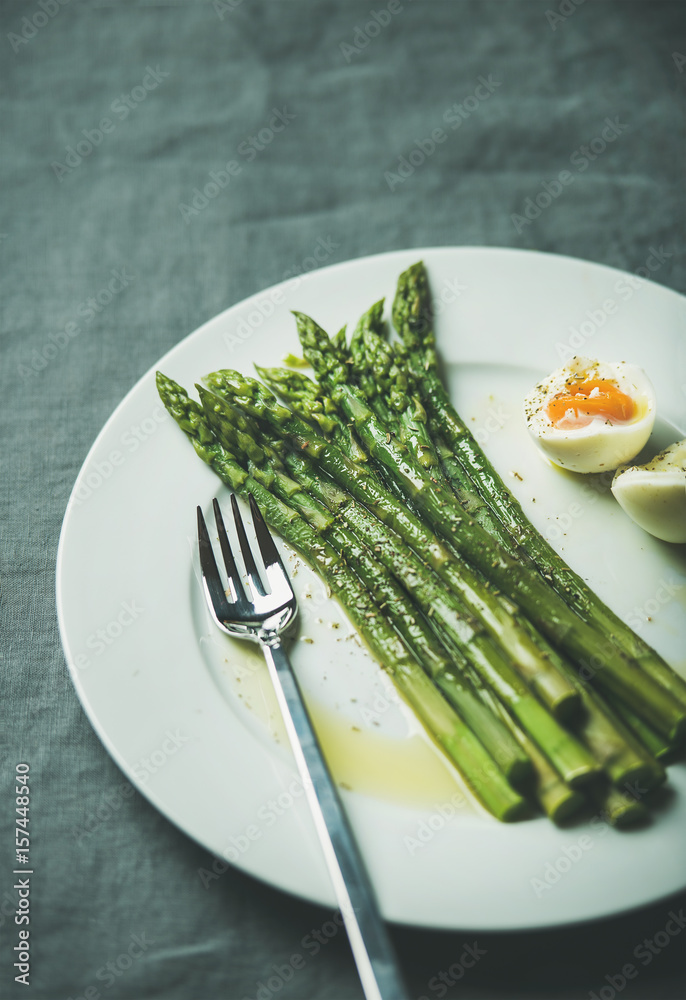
[155,370,181,398]
[155,371,217,447]
[254,364,286,386]
[255,365,318,396]
[156,370,192,418]
[206,368,294,424]
[392,261,434,346]
[292,311,328,338]
[397,260,427,289]
[205,368,277,405]
[368,298,385,321]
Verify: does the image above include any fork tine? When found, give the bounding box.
[231,494,267,596]
[248,494,294,601]
[248,493,287,575]
[212,498,248,604]
[197,506,233,617]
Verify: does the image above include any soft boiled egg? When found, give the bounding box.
[524,357,656,474]
[611,439,686,543]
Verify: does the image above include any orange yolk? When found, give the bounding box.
[546,379,637,429]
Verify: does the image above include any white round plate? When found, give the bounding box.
[56,247,686,931]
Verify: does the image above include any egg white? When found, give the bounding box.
[611,438,686,544]
[524,357,656,474]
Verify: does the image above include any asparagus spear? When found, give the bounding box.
[293,313,686,744]
[255,366,339,435]
[487,694,587,824]
[156,372,527,821]
[392,260,686,712]
[591,786,650,829]
[554,673,666,791]
[254,365,368,465]
[433,435,528,551]
[612,704,677,762]
[203,370,585,722]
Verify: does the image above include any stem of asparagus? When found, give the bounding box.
[493,704,587,824]
[434,435,527,552]
[446,660,587,823]
[566,684,666,791]
[591,785,650,828]
[157,372,528,821]
[392,260,686,714]
[612,703,677,762]
[432,672,530,788]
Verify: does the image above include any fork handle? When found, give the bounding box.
[262,638,409,1000]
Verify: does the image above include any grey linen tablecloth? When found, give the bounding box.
[1,1,685,998]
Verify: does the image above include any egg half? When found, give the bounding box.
[611,438,686,543]
[524,357,656,474]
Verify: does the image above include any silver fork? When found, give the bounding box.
[197,495,409,1000]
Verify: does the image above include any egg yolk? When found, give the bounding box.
[546,379,637,429]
